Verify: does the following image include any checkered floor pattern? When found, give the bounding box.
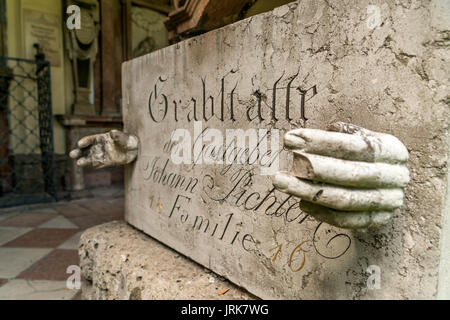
[0,187,124,300]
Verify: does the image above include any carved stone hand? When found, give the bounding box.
[69,130,139,169]
[273,122,410,229]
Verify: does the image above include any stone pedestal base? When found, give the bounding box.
[79,221,256,300]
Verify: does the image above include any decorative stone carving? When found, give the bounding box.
[272,122,410,229]
[69,130,138,169]
[65,0,100,115]
[164,0,247,41]
[70,122,410,230]
[69,0,450,300]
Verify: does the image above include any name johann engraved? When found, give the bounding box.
[140,71,352,275]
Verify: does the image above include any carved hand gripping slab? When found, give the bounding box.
[69,122,410,230]
[273,122,410,229]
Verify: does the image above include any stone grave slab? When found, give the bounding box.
[121,0,450,299]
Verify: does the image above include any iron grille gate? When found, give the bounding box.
[0,56,57,207]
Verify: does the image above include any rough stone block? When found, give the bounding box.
[79,221,255,300]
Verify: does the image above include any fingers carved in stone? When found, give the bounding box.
[299,201,395,230]
[292,151,410,188]
[284,126,409,164]
[69,130,139,169]
[274,122,410,229]
[273,171,404,212]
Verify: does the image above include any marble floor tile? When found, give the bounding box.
[3,228,79,248]
[0,279,78,300]
[0,211,57,228]
[0,227,32,246]
[18,249,79,281]
[58,231,84,250]
[37,216,79,229]
[0,247,52,278]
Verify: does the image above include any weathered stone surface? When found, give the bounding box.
[79,221,255,300]
[121,0,450,299]
[70,130,139,169]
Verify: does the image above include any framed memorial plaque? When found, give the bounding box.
[23,9,62,67]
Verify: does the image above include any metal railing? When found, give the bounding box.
[0,56,57,207]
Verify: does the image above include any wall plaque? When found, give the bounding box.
[23,9,62,67]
